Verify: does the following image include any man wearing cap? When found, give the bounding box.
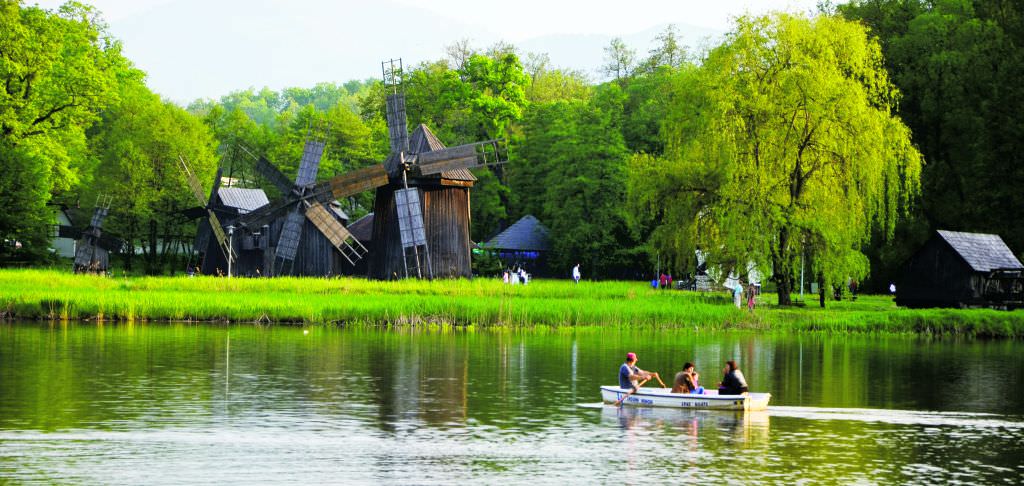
[618,352,662,390]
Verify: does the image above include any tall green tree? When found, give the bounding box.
[0,1,127,261]
[513,100,642,278]
[840,0,1024,275]
[629,13,922,305]
[86,79,218,273]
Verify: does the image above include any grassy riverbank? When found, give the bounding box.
[1,269,1021,337]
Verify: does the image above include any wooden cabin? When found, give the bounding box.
[369,124,475,279]
[896,230,1024,309]
[482,215,552,276]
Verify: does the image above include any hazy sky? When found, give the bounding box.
[31,0,821,103]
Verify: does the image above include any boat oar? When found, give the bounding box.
[651,373,667,388]
[613,377,650,407]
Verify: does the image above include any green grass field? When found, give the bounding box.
[1,269,1022,337]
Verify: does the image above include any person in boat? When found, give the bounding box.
[619,352,661,390]
[717,360,749,395]
[673,362,706,394]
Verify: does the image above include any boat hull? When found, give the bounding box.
[600,386,771,411]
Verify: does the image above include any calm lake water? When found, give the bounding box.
[1,322,1022,484]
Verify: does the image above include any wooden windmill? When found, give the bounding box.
[179,157,236,274]
[231,58,505,279]
[368,58,508,279]
[72,195,120,274]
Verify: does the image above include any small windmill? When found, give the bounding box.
[179,157,234,271]
[72,195,118,274]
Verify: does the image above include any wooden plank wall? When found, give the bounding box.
[201,211,352,277]
[369,184,472,280]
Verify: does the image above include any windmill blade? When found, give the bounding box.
[414,140,506,177]
[206,168,223,208]
[89,206,111,230]
[312,164,389,203]
[304,202,368,265]
[57,225,82,240]
[207,210,234,262]
[234,197,296,229]
[294,140,325,187]
[254,156,295,194]
[394,188,427,249]
[385,93,410,155]
[178,156,209,206]
[275,209,305,262]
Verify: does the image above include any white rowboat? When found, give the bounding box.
[600,386,771,411]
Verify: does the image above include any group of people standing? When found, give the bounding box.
[616,352,749,404]
[730,281,758,311]
[502,266,530,285]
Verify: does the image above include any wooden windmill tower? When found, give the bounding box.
[368,58,507,279]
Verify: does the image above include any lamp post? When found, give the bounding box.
[226,225,234,279]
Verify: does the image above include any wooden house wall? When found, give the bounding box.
[369,184,472,280]
[897,237,977,307]
[199,208,353,277]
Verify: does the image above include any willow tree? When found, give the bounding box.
[629,13,922,305]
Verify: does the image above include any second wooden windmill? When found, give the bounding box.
[367,58,508,279]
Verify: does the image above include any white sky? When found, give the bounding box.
[30,0,821,103]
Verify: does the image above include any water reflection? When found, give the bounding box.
[1,322,1023,483]
[604,406,771,444]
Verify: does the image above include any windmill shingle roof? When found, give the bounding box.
[217,188,269,213]
[484,215,551,252]
[937,230,1023,272]
[409,124,476,183]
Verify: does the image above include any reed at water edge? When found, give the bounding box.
[0,269,1021,337]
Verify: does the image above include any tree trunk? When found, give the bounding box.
[818,272,826,308]
[124,221,135,271]
[146,219,158,275]
[774,227,793,306]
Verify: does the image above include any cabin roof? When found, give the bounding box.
[347,212,374,243]
[484,215,551,252]
[217,188,269,214]
[328,201,349,222]
[409,124,476,183]
[937,230,1024,272]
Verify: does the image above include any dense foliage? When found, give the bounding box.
[628,14,922,305]
[0,1,128,261]
[838,0,1024,289]
[1,0,1019,298]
